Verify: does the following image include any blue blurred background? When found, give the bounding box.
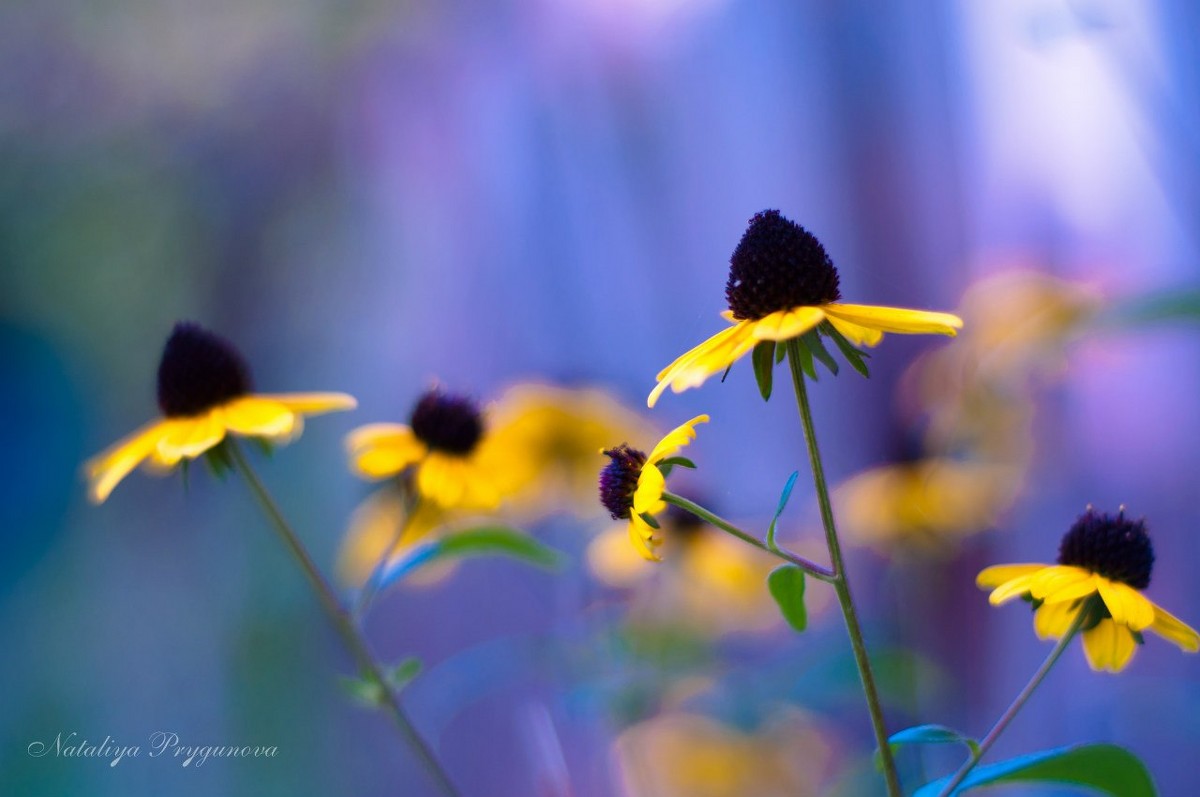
[3,0,1199,794]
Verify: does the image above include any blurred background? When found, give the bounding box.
[2,0,1199,794]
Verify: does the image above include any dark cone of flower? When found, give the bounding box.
[725,210,842,320]
[157,322,252,417]
[1057,508,1155,590]
[410,390,483,455]
[599,444,646,520]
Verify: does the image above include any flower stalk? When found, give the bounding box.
[785,338,902,797]
[352,487,420,620]
[226,440,460,797]
[937,603,1091,796]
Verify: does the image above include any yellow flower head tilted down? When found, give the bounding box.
[85,322,356,503]
[978,508,1199,673]
[598,415,709,561]
[648,210,963,407]
[347,388,514,510]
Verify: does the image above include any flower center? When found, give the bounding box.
[410,390,484,455]
[725,210,842,321]
[599,444,647,520]
[157,322,252,417]
[1056,508,1155,590]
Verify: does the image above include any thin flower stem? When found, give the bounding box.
[352,488,420,621]
[661,491,835,581]
[936,606,1090,796]
[785,338,902,797]
[226,441,460,797]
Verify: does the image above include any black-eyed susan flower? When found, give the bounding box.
[978,508,1200,672]
[598,415,708,561]
[347,389,515,510]
[85,322,357,503]
[647,210,963,407]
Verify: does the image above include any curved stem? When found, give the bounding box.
[937,605,1090,796]
[353,488,420,620]
[661,491,835,581]
[227,441,460,797]
[785,338,902,797]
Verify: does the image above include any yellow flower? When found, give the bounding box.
[347,388,515,510]
[648,210,962,407]
[978,508,1199,672]
[336,488,464,587]
[85,322,356,503]
[598,415,708,561]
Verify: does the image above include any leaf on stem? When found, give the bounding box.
[914,743,1157,797]
[767,564,807,632]
[378,527,564,590]
[752,341,775,401]
[766,471,799,549]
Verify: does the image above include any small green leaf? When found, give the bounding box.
[658,456,697,470]
[822,322,871,378]
[767,565,807,632]
[914,743,1157,797]
[387,657,423,690]
[887,724,980,758]
[802,330,839,375]
[752,341,775,401]
[379,527,564,589]
[775,342,788,364]
[766,471,800,549]
[639,512,661,530]
[792,340,817,380]
[339,674,386,707]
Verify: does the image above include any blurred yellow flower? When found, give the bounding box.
[598,415,709,561]
[648,210,960,407]
[615,712,830,797]
[336,488,467,587]
[978,508,1199,673]
[85,322,355,503]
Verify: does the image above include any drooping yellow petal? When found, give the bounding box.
[747,307,826,341]
[1034,600,1080,640]
[1095,577,1155,631]
[254,392,358,415]
[649,323,757,408]
[822,304,963,337]
[1148,603,1200,652]
[1029,565,1098,604]
[85,418,175,503]
[981,564,1049,605]
[587,523,654,587]
[647,414,710,464]
[632,463,665,515]
[629,511,662,562]
[220,396,298,439]
[155,412,227,465]
[415,453,501,510]
[977,563,1046,590]
[1082,619,1137,673]
[347,424,427,479]
[655,322,743,383]
[823,314,884,348]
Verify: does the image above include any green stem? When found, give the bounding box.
[226,441,460,797]
[353,488,420,620]
[937,605,1090,796]
[661,491,835,582]
[785,338,902,797]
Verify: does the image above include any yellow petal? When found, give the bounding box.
[347,424,426,479]
[747,307,825,341]
[1029,565,1098,604]
[648,323,756,408]
[633,463,665,515]
[155,412,227,465]
[628,513,662,562]
[254,392,357,415]
[416,453,466,508]
[84,418,174,503]
[1082,619,1137,673]
[220,397,298,439]
[979,564,1050,605]
[822,303,963,336]
[824,314,884,348]
[1095,578,1155,631]
[647,414,710,464]
[977,563,1046,590]
[1148,603,1200,652]
[1034,600,1080,640]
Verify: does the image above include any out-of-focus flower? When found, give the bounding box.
[85,322,355,503]
[599,415,709,560]
[336,488,466,587]
[648,210,961,407]
[347,389,514,510]
[977,508,1199,673]
[835,459,1022,549]
[484,383,657,518]
[614,712,830,797]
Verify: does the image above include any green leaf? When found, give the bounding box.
[379,527,564,589]
[766,471,800,549]
[339,674,385,707]
[1099,289,1200,329]
[802,330,839,375]
[792,340,818,381]
[821,322,871,378]
[914,743,1157,797]
[752,341,775,400]
[658,456,697,470]
[639,512,661,530]
[887,724,980,758]
[767,565,807,632]
[775,341,788,364]
[387,657,423,690]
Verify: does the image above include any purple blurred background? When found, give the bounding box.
[3,0,1198,794]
